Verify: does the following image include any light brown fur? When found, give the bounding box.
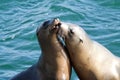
[36,19,71,80]
[59,22,120,80]
[11,19,71,80]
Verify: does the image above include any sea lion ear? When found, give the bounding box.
[79,38,83,43]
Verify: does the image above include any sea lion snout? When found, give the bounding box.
[42,18,61,30]
[53,18,61,25]
[51,18,61,30]
[37,18,61,35]
[58,22,70,40]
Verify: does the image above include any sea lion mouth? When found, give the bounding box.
[57,25,70,61]
[57,23,66,41]
[49,18,61,32]
[39,18,61,30]
[57,22,66,47]
[37,18,61,35]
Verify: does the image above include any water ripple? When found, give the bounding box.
[0,0,120,80]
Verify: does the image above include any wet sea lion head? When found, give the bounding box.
[58,20,120,80]
[58,22,93,55]
[37,18,61,42]
[36,19,72,80]
[59,22,86,47]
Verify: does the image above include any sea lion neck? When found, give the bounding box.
[37,33,71,80]
[37,32,65,61]
[38,34,61,55]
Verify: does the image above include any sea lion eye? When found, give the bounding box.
[70,29,74,34]
[68,28,74,37]
[79,38,83,43]
[42,20,50,29]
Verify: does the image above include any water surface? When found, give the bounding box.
[0,0,120,80]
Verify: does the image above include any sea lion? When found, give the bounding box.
[58,21,120,80]
[11,18,71,80]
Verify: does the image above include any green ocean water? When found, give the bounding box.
[0,0,120,80]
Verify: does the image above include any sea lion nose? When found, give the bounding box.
[53,18,61,27]
[53,18,60,24]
